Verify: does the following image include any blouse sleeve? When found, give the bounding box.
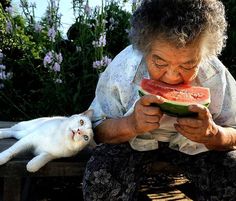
[89,68,125,128]
[199,57,236,128]
[214,68,236,128]
[88,45,143,128]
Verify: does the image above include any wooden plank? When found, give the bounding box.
[0,138,91,177]
[0,121,16,128]
[0,138,22,152]
[3,177,21,201]
[0,160,88,177]
[0,137,91,201]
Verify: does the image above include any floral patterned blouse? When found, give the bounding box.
[89,45,236,155]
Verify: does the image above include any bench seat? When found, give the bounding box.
[0,122,187,201]
[0,138,92,201]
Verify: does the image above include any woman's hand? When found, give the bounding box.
[128,95,165,135]
[174,104,220,146]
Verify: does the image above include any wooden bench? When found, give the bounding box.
[0,122,189,201]
[0,121,93,201]
[0,138,92,201]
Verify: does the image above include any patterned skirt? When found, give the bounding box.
[82,142,236,201]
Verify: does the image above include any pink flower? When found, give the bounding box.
[53,62,61,72]
[43,51,63,71]
[5,6,13,15]
[34,22,42,33]
[56,53,63,64]
[48,27,56,42]
[92,56,112,69]
[93,60,101,69]
[6,20,13,33]
[43,54,53,67]
[84,3,92,16]
[92,32,107,48]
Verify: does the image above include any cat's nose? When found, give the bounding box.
[77,129,81,135]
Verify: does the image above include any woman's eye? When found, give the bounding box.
[152,55,168,68]
[152,60,168,68]
[154,63,168,68]
[80,119,84,125]
[180,65,197,70]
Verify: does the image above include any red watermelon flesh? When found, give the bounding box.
[139,78,211,116]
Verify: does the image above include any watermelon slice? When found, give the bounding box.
[139,78,211,117]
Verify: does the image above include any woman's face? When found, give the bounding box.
[145,40,202,85]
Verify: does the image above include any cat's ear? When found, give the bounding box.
[83,109,93,119]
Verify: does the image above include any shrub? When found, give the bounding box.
[0,0,132,121]
[220,0,236,78]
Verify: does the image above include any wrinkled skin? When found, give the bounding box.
[175,104,220,147]
[129,95,165,135]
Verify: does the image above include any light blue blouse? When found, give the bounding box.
[89,45,236,155]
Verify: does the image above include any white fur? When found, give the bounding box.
[0,110,94,172]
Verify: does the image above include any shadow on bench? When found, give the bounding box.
[0,138,92,201]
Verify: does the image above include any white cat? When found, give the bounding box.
[0,109,94,172]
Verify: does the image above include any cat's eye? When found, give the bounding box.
[80,119,84,125]
[83,135,89,141]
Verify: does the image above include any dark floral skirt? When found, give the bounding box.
[82,142,236,201]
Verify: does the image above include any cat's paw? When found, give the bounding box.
[0,155,10,165]
[26,162,40,172]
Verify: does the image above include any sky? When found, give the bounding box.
[11,0,132,36]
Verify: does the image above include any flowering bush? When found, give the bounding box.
[0,0,133,121]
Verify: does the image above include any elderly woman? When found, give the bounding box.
[83,0,236,200]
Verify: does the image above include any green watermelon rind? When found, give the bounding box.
[138,89,210,117]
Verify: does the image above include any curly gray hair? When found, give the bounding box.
[129,0,227,57]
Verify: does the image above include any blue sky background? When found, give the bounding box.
[11,0,132,36]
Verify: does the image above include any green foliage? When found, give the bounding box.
[0,0,10,9]
[105,2,131,57]
[0,1,131,121]
[220,0,236,77]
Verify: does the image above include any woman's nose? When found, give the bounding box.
[165,66,180,80]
